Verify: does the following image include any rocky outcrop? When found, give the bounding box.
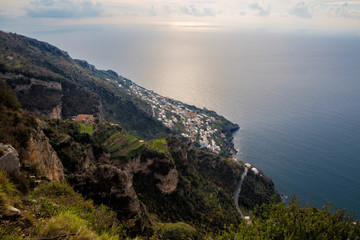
[124,156,154,174]
[0,144,20,180]
[2,73,64,119]
[74,59,96,71]
[155,169,178,194]
[24,129,64,182]
[46,132,89,173]
[69,165,140,213]
[68,164,151,233]
[3,206,21,217]
[48,103,62,119]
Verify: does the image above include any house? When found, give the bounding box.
[251,167,259,175]
[74,114,95,124]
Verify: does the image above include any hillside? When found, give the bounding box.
[0,76,279,238]
[0,31,359,239]
[0,30,238,157]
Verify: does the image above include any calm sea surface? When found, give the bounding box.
[34,26,360,218]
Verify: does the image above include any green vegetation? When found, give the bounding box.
[0,178,125,239]
[0,81,37,151]
[218,196,360,240]
[146,139,167,153]
[36,211,117,240]
[33,182,124,238]
[0,82,358,240]
[153,222,201,240]
[43,119,91,173]
[79,122,94,134]
[0,80,21,110]
[3,30,357,239]
[0,170,20,214]
[106,132,144,159]
[0,30,171,140]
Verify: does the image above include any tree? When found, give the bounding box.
[0,80,21,110]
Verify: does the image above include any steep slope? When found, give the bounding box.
[0,81,279,236]
[0,84,358,239]
[0,30,170,140]
[0,30,238,156]
[41,118,278,234]
[0,31,278,236]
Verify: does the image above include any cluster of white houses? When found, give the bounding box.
[127,84,223,154]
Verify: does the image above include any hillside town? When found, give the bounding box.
[125,82,226,154]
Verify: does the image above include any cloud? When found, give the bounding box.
[289,1,312,19]
[327,2,360,18]
[248,3,270,16]
[163,5,171,15]
[27,0,103,18]
[149,5,157,16]
[240,11,247,16]
[203,7,216,17]
[179,5,216,17]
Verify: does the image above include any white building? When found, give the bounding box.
[251,167,259,175]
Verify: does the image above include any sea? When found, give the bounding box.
[32,25,360,218]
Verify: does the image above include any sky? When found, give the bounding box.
[0,0,359,34]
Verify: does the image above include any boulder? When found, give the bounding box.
[4,206,21,217]
[0,144,20,180]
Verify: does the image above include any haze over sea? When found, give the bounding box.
[35,26,360,218]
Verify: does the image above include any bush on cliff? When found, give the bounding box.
[0,81,37,151]
[218,196,360,240]
[0,80,21,110]
[153,222,202,240]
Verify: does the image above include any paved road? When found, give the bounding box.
[234,167,248,219]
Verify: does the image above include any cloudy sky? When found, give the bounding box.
[0,0,359,33]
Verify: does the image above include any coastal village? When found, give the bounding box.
[124,82,227,154]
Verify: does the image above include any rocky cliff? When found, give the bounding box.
[24,127,65,182]
[43,119,278,234]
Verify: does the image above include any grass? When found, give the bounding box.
[0,170,20,212]
[79,122,94,134]
[125,134,137,144]
[146,139,167,153]
[14,64,22,69]
[106,132,144,159]
[36,211,118,240]
[0,176,126,239]
[31,182,125,239]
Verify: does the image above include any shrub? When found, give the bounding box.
[0,80,21,110]
[153,222,202,240]
[217,196,360,240]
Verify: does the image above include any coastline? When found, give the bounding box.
[121,77,240,157]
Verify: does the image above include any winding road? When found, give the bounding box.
[234,167,248,219]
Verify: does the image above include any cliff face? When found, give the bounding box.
[0,73,63,119]
[68,164,152,234]
[24,127,65,182]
